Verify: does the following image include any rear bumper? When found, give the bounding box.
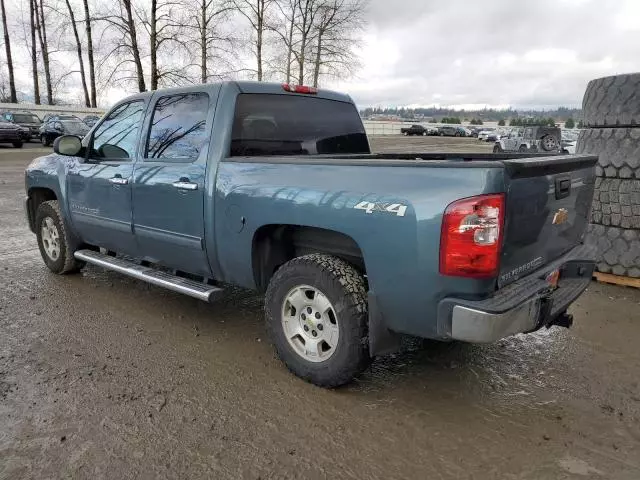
[438,244,596,343]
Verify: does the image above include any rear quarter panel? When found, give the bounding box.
[214,160,505,338]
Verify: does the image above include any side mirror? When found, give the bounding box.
[53,135,82,156]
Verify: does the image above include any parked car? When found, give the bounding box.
[39,115,90,146]
[493,126,562,153]
[477,128,496,141]
[24,81,597,387]
[0,120,25,148]
[561,129,580,154]
[83,115,101,127]
[1,110,42,141]
[400,124,429,136]
[438,125,463,137]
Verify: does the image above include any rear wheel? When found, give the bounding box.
[265,254,370,388]
[35,200,84,274]
[541,134,559,152]
[12,140,23,148]
[41,135,51,147]
[518,144,527,152]
[493,144,503,153]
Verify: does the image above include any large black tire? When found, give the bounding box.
[591,178,640,229]
[35,200,84,274]
[576,127,640,178]
[582,73,640,127]
[12,140,23,148]
[265,254,370,388]
[493,144,502,153]
[585,224,640,277]
[518,144,527,152]
[41,135,51,147]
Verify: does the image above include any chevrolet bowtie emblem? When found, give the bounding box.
[552,208,569,225]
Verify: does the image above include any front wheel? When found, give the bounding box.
[35,200,84,274]
[265,254,370,388]
[12,140,23,148]
[518,144,528,152]
[41,135,51,147]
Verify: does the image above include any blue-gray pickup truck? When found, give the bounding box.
[24,81,597,387]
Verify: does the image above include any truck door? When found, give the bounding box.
[131,91,214,277]
[67,100,146,255]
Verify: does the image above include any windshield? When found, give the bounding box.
[13,114,40,123]
[231,94,369,156]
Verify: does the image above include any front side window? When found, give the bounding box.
[92,101,145,160]
[145,93,209,160]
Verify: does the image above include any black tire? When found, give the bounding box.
[576,127,640,178]
[35,200,84,274]
[540,134,559,152]
[12,140,23,148]
[41,135,51,147]
[582,73,640,127]
[585,223,640,277]
[518,144,527,152]
[591,178,640,229]
[454,132,460,137]
[493,144,502,153]
[265,254,370,388]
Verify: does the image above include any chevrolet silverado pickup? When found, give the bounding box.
[25,81,597,387]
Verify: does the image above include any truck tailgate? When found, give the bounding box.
[498,155,597,287]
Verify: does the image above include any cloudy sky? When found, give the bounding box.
[332,0,640,109]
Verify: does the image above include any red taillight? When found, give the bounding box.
[439,194,505,278]
[282,83,317,94]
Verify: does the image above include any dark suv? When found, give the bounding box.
[438,126,466,137]
[39,115,90,146]
[1,111,42,141]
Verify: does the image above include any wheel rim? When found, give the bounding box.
[281,285,339,363]
[41,217,61,261]
[543,136,557,150]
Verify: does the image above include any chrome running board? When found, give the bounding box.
[74,249,223,302]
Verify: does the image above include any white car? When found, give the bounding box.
[477,129,495,141]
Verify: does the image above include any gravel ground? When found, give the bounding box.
[1,140,639,479]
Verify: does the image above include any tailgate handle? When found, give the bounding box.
[555,177,571,199]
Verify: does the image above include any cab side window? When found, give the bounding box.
[91,101,145,160]
[145,93,209,160]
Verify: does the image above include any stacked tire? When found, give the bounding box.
[578,73,640,277]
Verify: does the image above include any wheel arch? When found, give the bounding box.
[251,224,365,292]
[26,187,57,233]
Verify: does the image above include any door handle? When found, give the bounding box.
[109,175,128,185]
[173,179,198,191]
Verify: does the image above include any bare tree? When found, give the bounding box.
[269,0,298,83]
[33,0,53,103]
[292,0,317,85]
[0,0,17,102]
[234,0,275,81]
[82,0,97,106]
[63,0,91,106]
[192,0,235,83]
[99,0,147,92]
[29,0,40,104]
[310,0,365,87]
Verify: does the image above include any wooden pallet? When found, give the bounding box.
[593,272,640,289]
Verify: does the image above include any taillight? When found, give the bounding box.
[439,194,505,278]
[282,83,317,94]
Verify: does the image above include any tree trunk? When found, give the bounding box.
[312,30,322,87]
[64,0,90,106]
[297,30,306,85]
[35,0,53,104]
[200,0,207,83]
[0,0,17,102]
[123,0,146,92]
[256,0,263,81]
[285,11,294,83]
[150,0,158,90]
[29,0,40,104]
[82,0,97,107]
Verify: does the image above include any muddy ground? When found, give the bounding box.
[1,140,639,479]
